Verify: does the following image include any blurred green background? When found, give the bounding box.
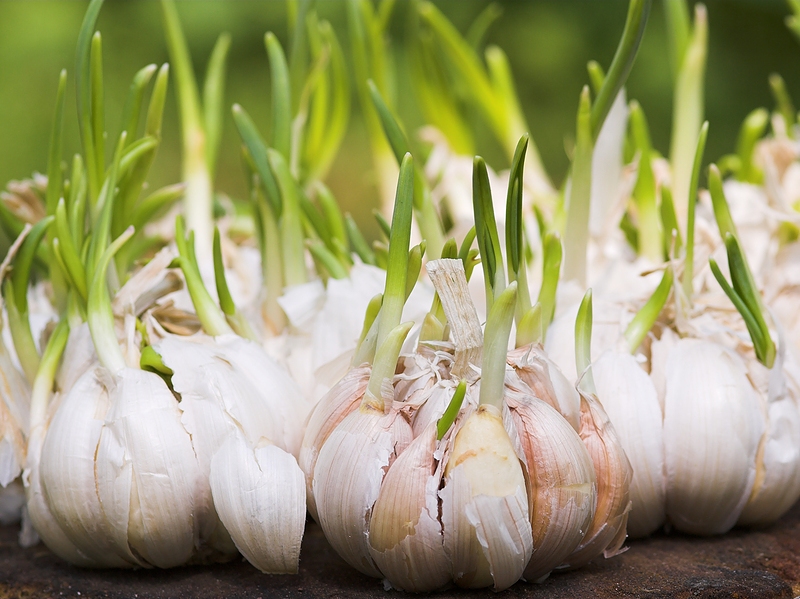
[0,0,796,225]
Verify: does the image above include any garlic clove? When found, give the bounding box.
[507,344,581,431]
[662,338,763,535]
[441,403,532,590]
[95,368,201,568]
[299,364,371,521]
[592,350,666,538]
[313,402,412,578]
[38,368,137,567]
[24,407,105,567]
[562,391,632,568]
[368,422,451,592]
[503,377,596,582]
[209,429,306,574]
[738,352,800,526]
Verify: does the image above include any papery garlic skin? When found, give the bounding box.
[25,390,109,567]
[503,376,596,582]
[441,403,533,591]
[593,351,666,538]
[368,423,451,592]
[0,346,28,488]
[95,367,202,568]
[313,402,412,577]
[209,429,306,574]
[38,368,138,567]
[561,392,632,568]
[299,365,370,521]
[737,351,800,526]
[662,338,763,535]
[507,344,581,432]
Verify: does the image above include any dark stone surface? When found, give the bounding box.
[1,504,800,599]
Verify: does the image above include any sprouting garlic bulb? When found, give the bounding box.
[440,402,532,590]
[153,331,308,570]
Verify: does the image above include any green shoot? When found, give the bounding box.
[376,153,414,351]
[479,282,517,410]
[669,3,707,229]
[87,227,135,373]
[681,121,709,303]
[589,0,651,141]
[770,73,795,136]
[629,100,662,262]
[174,216,233,337]
[537,232,563,343]
[563,86,593,285]
[437,380,468,440]
[707,164,738,240]
[473,156,505,308]
[575,288,596,394]
[709,234,775,368]
[624,266,673,353]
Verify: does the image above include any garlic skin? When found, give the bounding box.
[313,400,413,577]
[299,364,371,521]
[662,338,763,535]
[503,375,596,582]
[441,403,533,591]
[38,368,138,567]
[368,422,451,592]
[561,391,632,568]
[24,389,110,567]
[592,350,666,538]
[94,367,202,568]
[737,347,800,526]
[0,342,29,487]
[507,344,581,432]
[209,429,306,574]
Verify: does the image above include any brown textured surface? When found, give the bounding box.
[1,504,800,599]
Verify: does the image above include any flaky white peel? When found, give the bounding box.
[503,376,596,582]
[368,422,451,592]
[441,404,532,591]
[38,368,137,567]
[562,392,632,568]
[299,365,371,521]
[312,402,412,577]
[95,368,201,568]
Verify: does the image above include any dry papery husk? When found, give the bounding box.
[265,262,435,404]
